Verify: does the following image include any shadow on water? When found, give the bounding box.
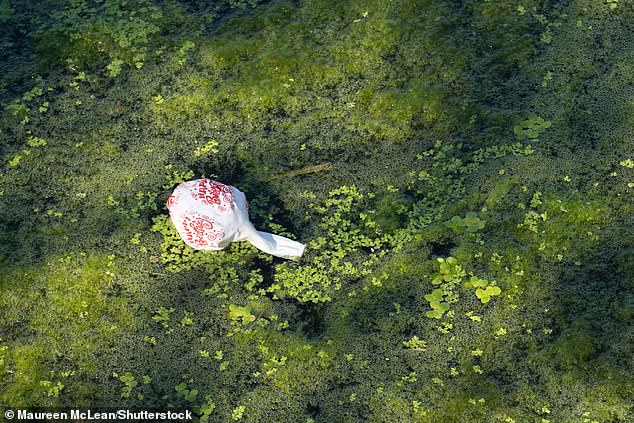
[298,302,326,340]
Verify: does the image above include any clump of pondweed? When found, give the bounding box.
[513,114,552,141]
[463,276,501,303]
[228,304,256,325]
[424,257,502,318]
[424,288,450,319]
[423,257,465,319]
[33,0,163,72]
[268,185,393,303]
[444,212,485,233]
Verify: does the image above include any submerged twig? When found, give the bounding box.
[265,163,332,181]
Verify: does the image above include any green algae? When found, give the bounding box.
[0,0,633,421]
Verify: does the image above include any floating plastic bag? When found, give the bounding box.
[167,179,305,259]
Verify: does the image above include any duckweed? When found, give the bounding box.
[0,0,632,421]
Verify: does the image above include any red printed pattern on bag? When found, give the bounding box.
[181,213,224,248]
[192,179,235,212]
[167,195,177,210]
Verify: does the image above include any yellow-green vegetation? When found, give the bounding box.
[0,0,633,421]
[0,254,134,407]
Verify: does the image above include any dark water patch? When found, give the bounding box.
[430,240,456,258]
[298,302,326,340]
[306,403,321,419]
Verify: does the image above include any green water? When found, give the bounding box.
[0,0,632,421]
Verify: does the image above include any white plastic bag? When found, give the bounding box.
[167,179,305,259]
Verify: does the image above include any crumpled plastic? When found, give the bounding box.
[167,178,305,259]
